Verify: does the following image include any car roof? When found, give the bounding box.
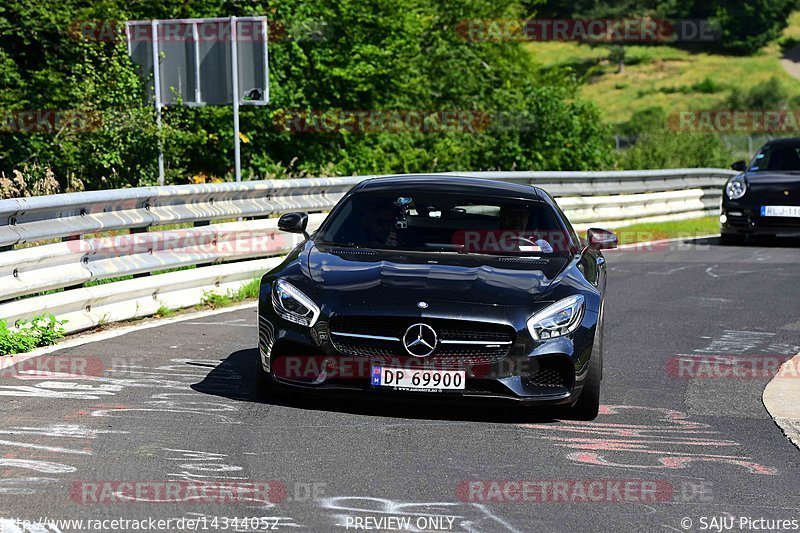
[355,174,546,201]
[763,137,800,147]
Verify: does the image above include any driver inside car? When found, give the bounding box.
[498,205,554,253]
[362,205,399,247]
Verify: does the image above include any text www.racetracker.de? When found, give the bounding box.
[0,516,285,531]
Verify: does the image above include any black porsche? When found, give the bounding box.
[721,138,800,244]
[256,175,616,419]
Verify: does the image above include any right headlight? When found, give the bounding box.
[527,295,585,340]
[725,175,747,200]
[271,279,320,327]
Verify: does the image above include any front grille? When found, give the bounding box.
[726,208,800,230]
[328,316,515,364]
[522,357,574,394]
[726,215,749,228]
[526,367,565,387]
[333,337,399,359]
[755,216,800,229]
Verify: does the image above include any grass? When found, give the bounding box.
[608,216,719,245]
[199,277,261,309]
[154,304,176,318]
[85,275,134,287]
[527,13,800,125]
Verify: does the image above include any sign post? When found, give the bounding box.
[126,17,269,185]
[230,16,241,182]
[148,20,165,185]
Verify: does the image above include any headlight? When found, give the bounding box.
[527,295,585,340]
[725,175,747,200]
[271,279,320,327]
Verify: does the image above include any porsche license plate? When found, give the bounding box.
[761,205,800,218]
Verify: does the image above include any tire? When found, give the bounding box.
[255,352,280,400]
[721,233,746,246]
[568,354,601,421]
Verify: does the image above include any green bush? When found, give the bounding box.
[724,76,793,110]
[0,315,67,355]
[615,107,732,169]
[691,77,725,94]
[617,130,731,169]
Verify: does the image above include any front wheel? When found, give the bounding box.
[255,353,281,400]
[568,355,601,421]
[721,233,746,246]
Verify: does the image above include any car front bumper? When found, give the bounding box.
[257,297,599,407]
[721,202,800,236]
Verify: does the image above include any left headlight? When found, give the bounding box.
[725,175,747,200]
[527,295,585,340]
[271,279,321,327]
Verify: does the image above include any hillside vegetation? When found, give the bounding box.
[527,12,800,125]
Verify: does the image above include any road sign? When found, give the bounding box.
[126,17,269,184]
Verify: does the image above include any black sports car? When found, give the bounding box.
[721,138,800,244]
[256,176,617,419]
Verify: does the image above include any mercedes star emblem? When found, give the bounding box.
[402,323,438,357]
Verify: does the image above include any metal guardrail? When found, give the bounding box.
[0,169,735,337]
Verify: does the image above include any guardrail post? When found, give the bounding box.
[61,235,86,290]
[194,220,215,268]
[130,227,151,278]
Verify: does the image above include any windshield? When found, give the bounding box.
[750,144,800,172]
[316,191,572,255]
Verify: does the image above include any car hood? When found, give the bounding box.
[741,172,800,204]
[744,171,800,186]
[304,244,571,307]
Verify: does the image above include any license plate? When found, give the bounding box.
[761,205,800,217]
[371,366,465,392]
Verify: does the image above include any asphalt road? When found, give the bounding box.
[1,236,800,533]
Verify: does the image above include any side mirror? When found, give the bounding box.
[278,212,309,236]
[587,228,618,250]
[731,160,747,172]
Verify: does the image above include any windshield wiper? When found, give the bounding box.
[318,241,364,248]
